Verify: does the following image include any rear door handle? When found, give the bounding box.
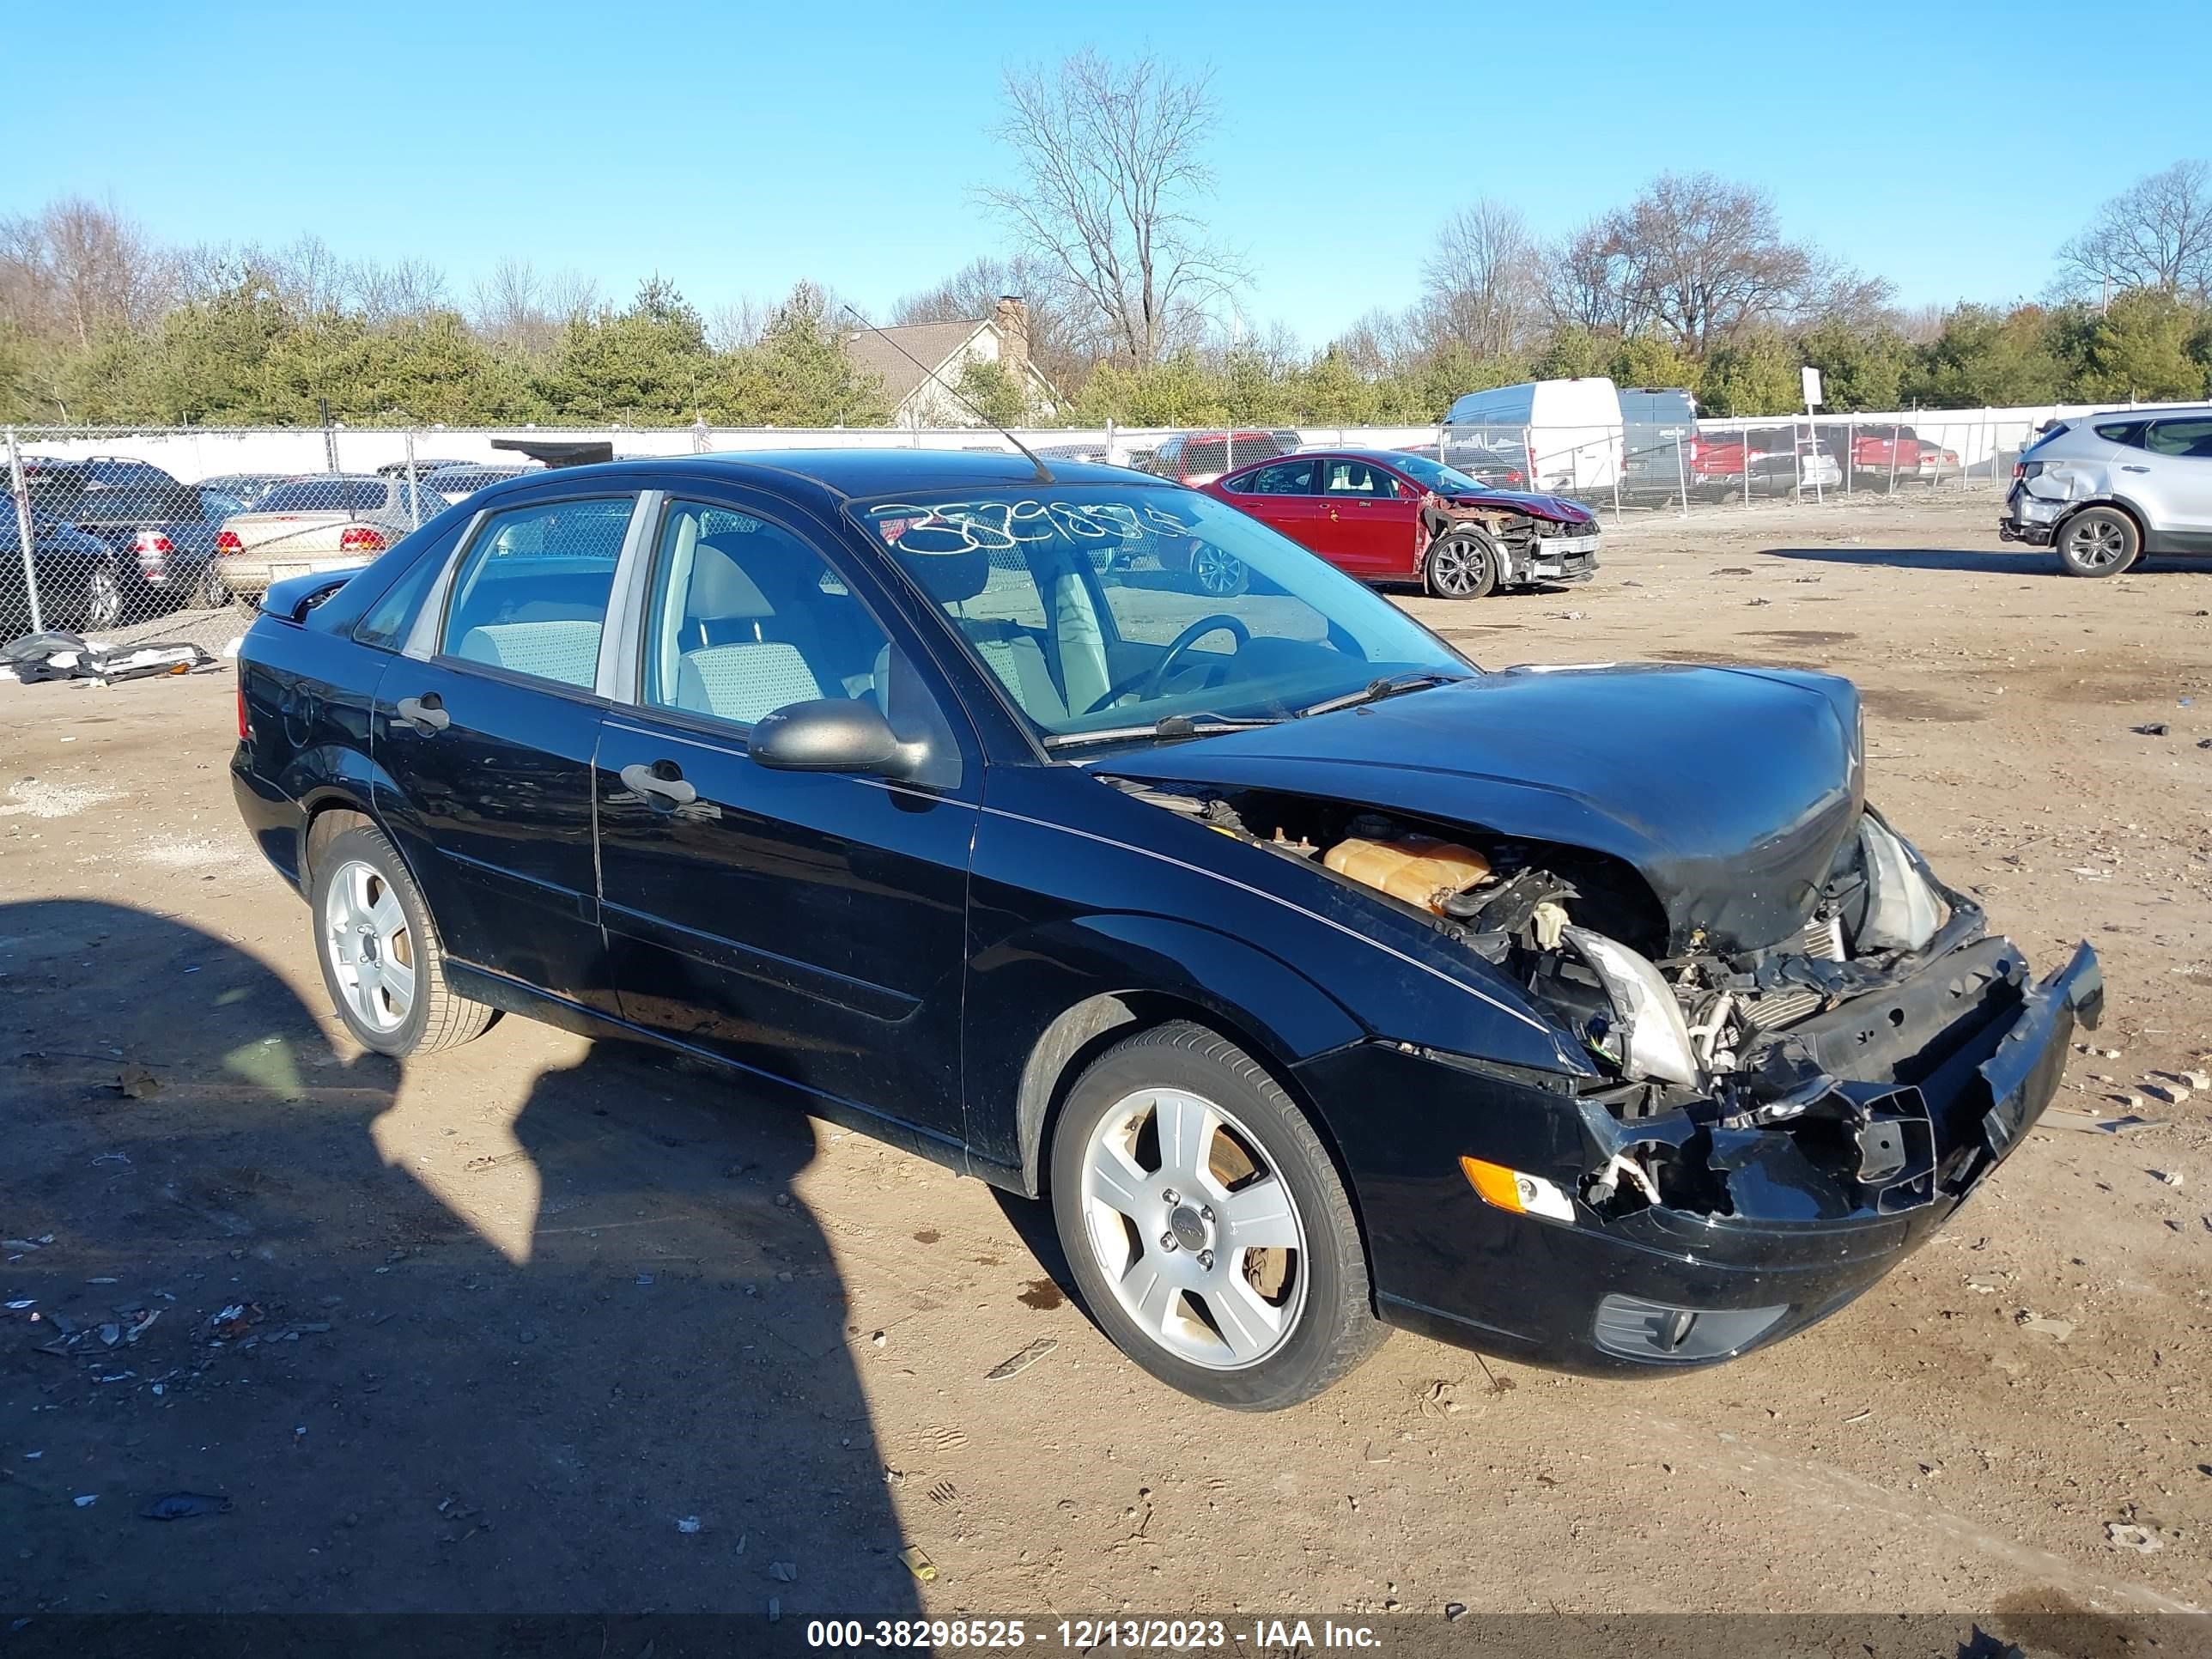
[620,762,697,807]
[395,693,449,733]
[2121,464,2150,472]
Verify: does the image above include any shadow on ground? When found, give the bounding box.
[0,899,918,1619]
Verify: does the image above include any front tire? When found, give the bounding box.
[1424,530,1498,599]
[198,562,229,609]
[82,562,123,632]
[309,823,494,1056]
[1188,542,1249,599]
[1048,1021,1384,1411]
[2056,507,2138,577]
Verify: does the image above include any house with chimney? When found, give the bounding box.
[841,296,1059,428]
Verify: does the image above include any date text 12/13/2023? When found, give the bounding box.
[804,1618,1384,1650]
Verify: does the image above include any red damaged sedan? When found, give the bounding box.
[1194,449,1600,599]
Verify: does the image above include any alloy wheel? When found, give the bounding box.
[1078,1086,1310,1370]
[1428,538,1490,597]
[321,859,416,1035]
[83,565,122,631]
[2063,516,2127,570]
[1191,546,1247,597]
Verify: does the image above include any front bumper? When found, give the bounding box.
[1297,939,2100,1376]
[1507,534,1600,586]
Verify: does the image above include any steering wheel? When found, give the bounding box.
[1081,614,1252,715]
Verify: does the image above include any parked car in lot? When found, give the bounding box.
[0,510,128,634]
[2001,407,2212,574]
[1395,442,1528,490]
[419,464,532,503]
[1691,428,1844,500]
[233,449,2099,1408]
[1202,448,1598,598]
[198,472,302,510]
[210,474,442,599]
[17,455,230,623]
[1139,430,1290,487]
[377,459,473,480]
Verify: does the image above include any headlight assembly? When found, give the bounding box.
[1856,812,1942,953]
[1561,926,1699,1086]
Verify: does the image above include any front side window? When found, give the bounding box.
[860,488,1468,745]
[440,495,634,689]
[642,501,960,785]
[1322,459,1401,497]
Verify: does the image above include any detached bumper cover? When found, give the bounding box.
[1297,940,2100,1376]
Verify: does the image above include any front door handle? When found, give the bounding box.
[2121,464,2150,472]
[620,761,697,807]
[395,693,449,733]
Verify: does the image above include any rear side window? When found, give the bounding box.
[1231,459,1319,495]
[2145,418,2212,459]
[349,538,453,650]
[440,496,635,690]
[2093,421,2147,448]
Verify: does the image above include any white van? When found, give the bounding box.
[1443,378,1625,495]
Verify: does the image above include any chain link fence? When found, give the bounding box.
[0,406,2094,666]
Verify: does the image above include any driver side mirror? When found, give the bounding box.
[750,698,921,780]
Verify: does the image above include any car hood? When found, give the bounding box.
[1439,489,1592,523]
[1091,664,1864,953]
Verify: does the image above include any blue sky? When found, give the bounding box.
[7,0,2209,344]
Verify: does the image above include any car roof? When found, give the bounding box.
[460,447,1175,504]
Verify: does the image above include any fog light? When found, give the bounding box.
[1460,1156,1575,1222]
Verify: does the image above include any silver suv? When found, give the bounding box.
[2001,408,2212,575]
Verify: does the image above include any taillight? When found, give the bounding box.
[236,681,249,743]
[132,530,173,573]
[339,526,387,553]
[216,530,244,556]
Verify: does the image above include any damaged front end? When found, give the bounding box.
[1422,495,1600,586]
[1109,773,2102,1370]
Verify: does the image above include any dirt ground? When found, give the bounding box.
[3,491,2209,1640]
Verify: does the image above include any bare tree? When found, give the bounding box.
[1604,173,1814,353]
[1540,217,1636,336]
[354,257,450,325]
[2057,159,2212,300]
[0,197,175,348]
[981,51,1247,366]
[471,258,600,351]
[891,252,1079,380]
[1420,199,1540,358]
[705,296,771,353]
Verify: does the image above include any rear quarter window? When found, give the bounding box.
[2092,421,2146,448]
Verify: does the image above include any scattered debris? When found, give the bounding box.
[72,1495,96,1508]
[2131,723,2170,737]
[767,1598,781,1624]
[112,1064,161,1099]
[2014,1312,2075,1342]
[675,1516,702,1534]
[2182,1071,2210,1091]
[899,1546,938,1583]
[1474,1354,1516,1397]
[140,1492,232,1522]
[984,1336,1058,1381]
[2154,1170,2186,1188]
[1444,1604,1468,1622]
[1843,1409,1874,1425]
[2144,1083,2192,1107]
[2106,1522,2164,1553]
[769,1561,798,1583]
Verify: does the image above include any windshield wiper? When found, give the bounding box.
[1042,712,1279,751]
[1296,669,1467,719]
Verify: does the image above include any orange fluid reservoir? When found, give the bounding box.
[1322,836,1490,913]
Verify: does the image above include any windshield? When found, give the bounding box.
[1384,452,1486,495]
[856,487,1470,744]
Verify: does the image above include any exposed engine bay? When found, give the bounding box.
[1103,776,2075,1228]
[1418,497,1598,585]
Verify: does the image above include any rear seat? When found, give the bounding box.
[457,619,603,688]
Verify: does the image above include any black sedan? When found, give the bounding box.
[230,450,2101,1410]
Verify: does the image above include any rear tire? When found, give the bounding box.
[1188,543,1249,599]
[1048,1021,1385,1411]
[2056,507,2138,577]
[198,562,229,609]
[309,823,494,1056]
